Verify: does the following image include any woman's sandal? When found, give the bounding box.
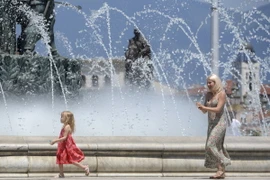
[84,165,90,176]
[209,171,225,179]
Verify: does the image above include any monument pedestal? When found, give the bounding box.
[0,54,82,95]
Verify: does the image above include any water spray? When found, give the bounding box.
[55,1,82,10]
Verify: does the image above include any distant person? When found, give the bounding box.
[50,111,90,178]
[196,74,231,179]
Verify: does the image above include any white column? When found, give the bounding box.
[211,0,219,75]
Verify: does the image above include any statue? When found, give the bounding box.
[0,0,82,96]
[0,0,17,54]
[16,0,59,56]
[124,28,153,87]
[125,28,151,61]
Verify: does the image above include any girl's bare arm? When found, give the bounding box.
[50,125,71,145]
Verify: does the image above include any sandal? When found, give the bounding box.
[55,174,65,178]
[84,165,90,176]
[210,171,225,179]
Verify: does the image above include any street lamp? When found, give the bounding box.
[211,0,219,75]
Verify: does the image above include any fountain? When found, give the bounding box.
[0,0,270,178]
[0,0,269,137]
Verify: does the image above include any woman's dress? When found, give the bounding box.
[56,128,85,164]
[204,99,231,168]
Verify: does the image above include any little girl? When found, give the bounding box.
[50,111,90,178]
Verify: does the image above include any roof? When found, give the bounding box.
[260,84,270,95]
[235,52,257,63]
[184,86,207,96]
[187,80,270,96]
[225,80,234,95]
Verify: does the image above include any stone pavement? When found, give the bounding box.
[0,176,270,180]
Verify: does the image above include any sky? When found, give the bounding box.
[199,0,270,10]
[64,0,270,12]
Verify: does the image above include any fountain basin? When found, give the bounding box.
[0,136,269,178]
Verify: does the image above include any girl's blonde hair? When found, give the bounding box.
[61,111,75,133]
[207,74,223,94]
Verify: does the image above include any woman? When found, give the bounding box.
[196,74,231,179]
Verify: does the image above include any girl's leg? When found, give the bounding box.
[58,164,64,177]
[72,162,86,169]
[72,162,90,176]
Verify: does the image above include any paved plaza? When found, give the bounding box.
[0,176,269,180]
[0,177,269,180]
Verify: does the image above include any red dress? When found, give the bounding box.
[56,128,85,164]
